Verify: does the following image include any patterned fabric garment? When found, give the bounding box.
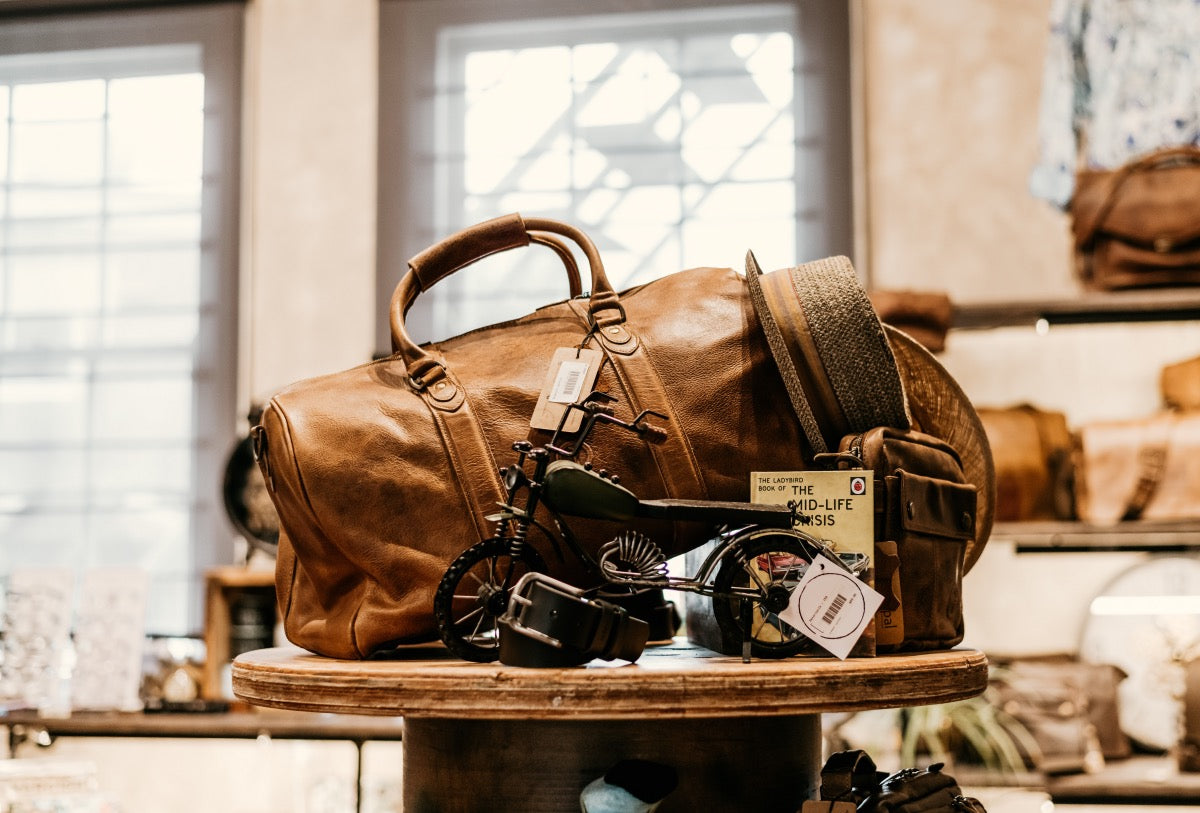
[1029,0,1200,209]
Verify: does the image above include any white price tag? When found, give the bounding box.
[548,359,590,404]
[778,553,883,660]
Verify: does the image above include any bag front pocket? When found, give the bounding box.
[880,469,976,651]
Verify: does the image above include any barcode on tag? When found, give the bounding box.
[779,553,884,660]
[821,593,848,626]
[549,360,590,404]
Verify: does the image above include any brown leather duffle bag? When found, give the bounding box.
[255,214,993,659]
[1071,145,1200,290]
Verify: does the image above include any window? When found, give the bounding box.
[379,0,851,349]
[0,4,242,634]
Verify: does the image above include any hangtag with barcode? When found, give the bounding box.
[530,347,603,432]
[779,553,883,660]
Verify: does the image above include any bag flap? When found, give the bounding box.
[897,469,976,540]
[1073,164,1200,248]
[853,426,967,484]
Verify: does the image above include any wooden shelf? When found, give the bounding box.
[2,708,403,746]
[953,289,1200,330]
[993,520,1200,553]
[959,756,1200,806]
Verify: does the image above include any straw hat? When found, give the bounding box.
[746,252,994,572]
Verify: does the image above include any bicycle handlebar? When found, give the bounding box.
[545,393,670,458]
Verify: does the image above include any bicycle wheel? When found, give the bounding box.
[711,530,816,659]
[433,537,546,662]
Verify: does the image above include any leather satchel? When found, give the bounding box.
[977,405,1074,522]
[1074,411,1200,525]
[1071,145,1200,290]
[831,427,977,652]
[989,656,1129,776]
[869,289,954,354]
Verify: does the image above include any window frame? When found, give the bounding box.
[0,1,243,633]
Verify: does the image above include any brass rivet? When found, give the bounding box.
[435,382,447,391]
[608,327,620,334]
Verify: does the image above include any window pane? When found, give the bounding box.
[106,250,200,311]
[0,448,88,496]
[8,186,103,219]
[10,120,105,184]
[423,4,800,336]
[10,78,105,119]
[90,447,190,495]
[6,253,103,314]
[92,376,192,443]
[0,376,90,444]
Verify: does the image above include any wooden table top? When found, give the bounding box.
[233,640,987,721]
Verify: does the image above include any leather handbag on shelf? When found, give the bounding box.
[989,656,1129,776]
[868,289,954,354]
[1071,145,1200,290]
[255,214,995,659]
[1074,411,1200,525]
[977,404,1075,522]
[1161,354,1200,411]
[832,427,978,653]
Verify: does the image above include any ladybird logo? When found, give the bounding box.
[849,476,867,496]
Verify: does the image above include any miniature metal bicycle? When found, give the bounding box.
[433,391,855,662]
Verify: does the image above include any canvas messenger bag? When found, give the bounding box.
[254,214,993,659]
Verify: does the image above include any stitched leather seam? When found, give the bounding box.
[425,390,504,543]
[566,298,707,503]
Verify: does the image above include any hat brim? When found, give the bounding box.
[885,324,995,573]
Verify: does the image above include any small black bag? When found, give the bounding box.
[810,751,987,813]
[858,764,984,813]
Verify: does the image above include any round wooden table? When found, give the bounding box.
[233,640,987,812]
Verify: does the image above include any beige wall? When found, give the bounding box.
[857,0,1073,302]
[855,0,1200,656]
[240,0,379,405]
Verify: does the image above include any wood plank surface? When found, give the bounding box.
[232,639,987,720]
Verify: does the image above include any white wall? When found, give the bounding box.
[240,0,379,404]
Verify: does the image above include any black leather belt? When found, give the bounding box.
[499,573,649,668]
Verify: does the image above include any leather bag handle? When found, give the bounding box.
[1074,145,1200,250]
[389,213,623,387]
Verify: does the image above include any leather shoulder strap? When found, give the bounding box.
[1121,417,1173,522]
[569,300,709,507]
[420,363,505,541]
